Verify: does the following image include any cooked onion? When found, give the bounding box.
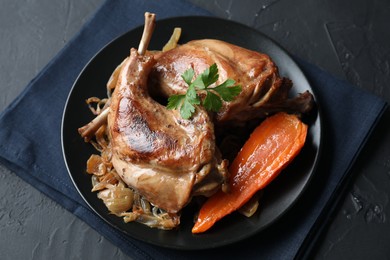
[162,27,182,52]
[86,97,109,115]
[86,154,106,176]
[91,172,118,192]
[238,191,262,217]
[121,211,180,230]
[97,183,134,215]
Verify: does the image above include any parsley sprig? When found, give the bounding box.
[166,63,242,119]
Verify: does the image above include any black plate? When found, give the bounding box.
[62,16,322,250]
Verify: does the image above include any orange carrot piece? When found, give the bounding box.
[192,112,308,233]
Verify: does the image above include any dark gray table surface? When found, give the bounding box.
[1,0,389,259]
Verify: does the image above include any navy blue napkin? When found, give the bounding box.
[0,0,387,259]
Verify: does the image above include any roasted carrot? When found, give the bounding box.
[192,112,308,233]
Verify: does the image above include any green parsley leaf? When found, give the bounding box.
[166,94,185,110]
[167,90,200,119]
[181,68,195,86]
[166,63,242,119]
[186,84,201,105]
[202,63,219,87]
[180,98,196,119]
[192,63,219,89]
[213,79,242,101]
[203,91,223,112]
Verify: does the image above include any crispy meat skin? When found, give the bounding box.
[107,48,227,213]
[151,39,313,123]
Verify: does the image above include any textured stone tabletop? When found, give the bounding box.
[1,0,389,259]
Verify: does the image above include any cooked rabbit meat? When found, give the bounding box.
[150,39,313,123]
[107,48,228,213]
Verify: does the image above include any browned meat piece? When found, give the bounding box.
[107,48,228,213]
[82,34,314,219]
[150,39,313,123]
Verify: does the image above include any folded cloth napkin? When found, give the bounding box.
[0,0,387,259]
